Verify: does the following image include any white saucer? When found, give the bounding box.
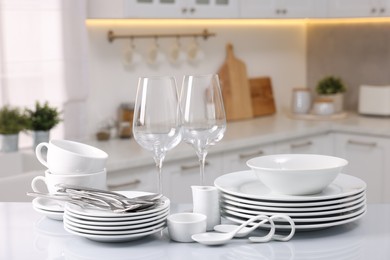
[222,193,365,212]
[33,206,64,221]
[32,198,64,212]
[214,171,366,202]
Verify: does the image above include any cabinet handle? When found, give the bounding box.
[347,140,377,147]
[282,9,287,14]
[189,7,195,13]
[276,9,281,14]
[182,7,187,13]
[181,161,210,171]
[290,141,313,149]
[239,150,264,159]
[371,8,377,13]
[107,179,141,190]
[380,8,385,13]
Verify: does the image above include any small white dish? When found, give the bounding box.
[33,197,64,212]
[32,205,64,221]
[247,154,348,195]
[167,212,207,243]
[214,171,365,202]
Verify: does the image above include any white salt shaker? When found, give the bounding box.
[191,186,220,231]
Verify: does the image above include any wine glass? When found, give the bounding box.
[133,76,182,194]
[180,74,226,185]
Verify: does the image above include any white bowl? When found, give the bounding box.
[246,154,348,195]
[167,213,207,243]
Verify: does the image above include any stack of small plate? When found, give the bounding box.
[214,171,367,231]
[32,197,64,221]
[63,191,170,242]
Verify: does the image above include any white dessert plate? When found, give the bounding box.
[65,191,170,218]
[221,191,365,208]
[64,211,168,230]
[65,205,170,222]
[32,198,64,212]
[63,224,165,242]
[64,218,166,235]
[222,195,366,213]
[64,208,169,226]
[221,200,366,221]
[223,206,366,231]
[32,206,63,221]
[222,203,366,223]
[214,171,366,201]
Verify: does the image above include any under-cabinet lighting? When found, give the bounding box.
[86,18,390,28]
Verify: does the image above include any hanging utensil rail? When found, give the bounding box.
[107,29,216,43]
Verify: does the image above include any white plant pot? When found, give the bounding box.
[1,134,19,153]
[33,130,50,150]
[319,93,344,113]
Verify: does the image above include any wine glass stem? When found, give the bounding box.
[198,151,207,185]
[156,158,163,195]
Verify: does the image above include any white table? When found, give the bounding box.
[1,203,389,260]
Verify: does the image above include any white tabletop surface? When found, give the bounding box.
[1,202,389,260]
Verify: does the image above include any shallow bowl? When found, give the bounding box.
[246,154,348,195]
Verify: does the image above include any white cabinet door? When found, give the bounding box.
[274,134,333,155]
[239,0,327,18]
[222,144,275,174]
[106,165,156,192]
[327,0,387,17]
[124,0,239,18]
[333,133,389,203]
[164,154,222,203]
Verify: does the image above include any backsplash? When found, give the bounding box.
[307,22,390,111]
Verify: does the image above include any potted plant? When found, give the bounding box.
[315,76,347,113]
[25,101,61,149]
[0,106,28,152]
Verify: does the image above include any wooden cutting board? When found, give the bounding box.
[249,77,276,117]
[218,43,253,121]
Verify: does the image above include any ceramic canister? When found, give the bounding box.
[291,88,312,114]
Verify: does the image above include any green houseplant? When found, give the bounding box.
[315,76,347,113]
[0,106,28,152]
[25,101,61,148]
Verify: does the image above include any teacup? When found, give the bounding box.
[167,213,207,243]
[35,139,108,175]
[31,169,107,194]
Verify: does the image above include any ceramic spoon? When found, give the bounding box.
[214,214,295,242]
[191,214,275,246]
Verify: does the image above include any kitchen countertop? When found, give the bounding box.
[1,202,389,260]
[86,112,390,171]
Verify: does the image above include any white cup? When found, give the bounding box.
[35,139,108,175]
[31,169,107,194]
[167,213,207,243]
[291,88,312,114]
[191,186,220,231]
[313,98,335,116]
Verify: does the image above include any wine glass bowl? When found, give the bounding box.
[133,76,182,194]
[180,74,226,185]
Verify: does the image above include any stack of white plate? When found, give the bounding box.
[63,191,170,242]
[214,171,367,231]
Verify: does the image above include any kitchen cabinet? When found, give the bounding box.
[221,143,275,174]
[274,134,333,155]
[327,0,389,17]
[333,133,390,203]
[239,0,328,18]
[87,0,239,19]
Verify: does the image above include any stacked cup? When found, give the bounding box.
[32,140,108,194]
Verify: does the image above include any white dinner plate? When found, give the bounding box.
[220,191,366,208]
[64,211,168,230]
[223,206,367,231]
[65,205,170,222]
[32,198,64,212]
[64,208,169,226]
[65,191,170,218]
[63,224,165,242]
[222,203,366,223]
[214,171,366,202]
[64,218,166,235]
[222,195,366,213]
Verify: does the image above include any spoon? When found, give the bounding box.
[214,214,295,242]
[191,214,275,246]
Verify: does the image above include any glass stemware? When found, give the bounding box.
[180,74,226,185]
[133,76,182,194]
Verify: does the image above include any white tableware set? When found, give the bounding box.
[63,191,170,242]
[215,154,367,231]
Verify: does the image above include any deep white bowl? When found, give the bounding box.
[246,154,348,195]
